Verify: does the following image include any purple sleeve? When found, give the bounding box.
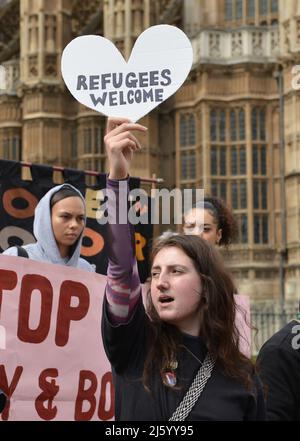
[105,177,142,323]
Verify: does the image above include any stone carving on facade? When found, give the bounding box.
[28,54,38,77]
[45,54,57,77]
[252,31,263,56]
[28,14,38,53]
[231,32,243,57]
[132,0,143,33]
[296,19,300,46]
[209,32,221,58]
[226,250,250,262]
[192,27,278,64]
[253,251,276,261]
[115,0,125,37]
[0,59,19,95]
[270,28,279,54]
[283,20,291,52]
[72,0,100,35]
[45,14,57,53]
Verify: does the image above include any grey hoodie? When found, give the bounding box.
[3,184,95,272]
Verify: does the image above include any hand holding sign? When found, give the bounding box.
[61,25,193,122]
[105,118,148,180]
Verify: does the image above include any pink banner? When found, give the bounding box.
[0,255,113,421]
[235,294,251,358]
[0,256,251,421]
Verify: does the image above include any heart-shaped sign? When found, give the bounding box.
[61,25,193,122]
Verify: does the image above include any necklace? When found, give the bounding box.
[182,345,203,365]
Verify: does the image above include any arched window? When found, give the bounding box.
[236,0,243,19]
[181,151,196,179]
[240,147,246,174]
[188,114,196,145]
[259,108,266,140]
[225,0,233,21]
[239,109,245,140]
[251,107,258,140]
[231,146,237,175]
[84,128,92,154]
[247,0,255,18]
[259,0,268,15]
[230,110,237,141]
[241,214,248,243]
[180,114,196,147]
[271,0,278,13]
[210,110,217,141]
[254,214,268,243]
[240,180,247,208]
[219,110,226,141]
[180,115,188,147]
[220,146,227,175]
[210,146,217,175]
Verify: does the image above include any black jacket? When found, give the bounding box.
[257,320,300,421]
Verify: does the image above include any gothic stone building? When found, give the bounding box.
[0,0,299,307]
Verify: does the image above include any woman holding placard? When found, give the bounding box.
[101,117,266,421]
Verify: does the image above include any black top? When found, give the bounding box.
[102,296,266,421]
[257,320,300,421]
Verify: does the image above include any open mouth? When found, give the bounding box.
[159,296,174,304]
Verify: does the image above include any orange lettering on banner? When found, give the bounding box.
[74,370,97,421]
[0,269,18,314]
[55,280,90,347]
[98,371,114,421]
[18,274,53,343]
[135,232,146,261]
[35,368,59,420]
[80,227,104,257]
[3,188,38,219]
[0,365,23,421]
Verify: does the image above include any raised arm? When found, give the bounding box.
[104,117,148,324]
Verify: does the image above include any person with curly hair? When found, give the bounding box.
[183,197,251,358]
[183,197,238,247]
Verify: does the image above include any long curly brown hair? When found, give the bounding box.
[143,234,254,391]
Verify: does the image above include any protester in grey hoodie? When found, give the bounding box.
[3,183,95,272]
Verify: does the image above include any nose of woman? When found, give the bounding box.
[156,273,170,291]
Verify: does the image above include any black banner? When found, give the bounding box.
[0,160,152,283]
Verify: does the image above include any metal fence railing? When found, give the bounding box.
[250,303,298,356]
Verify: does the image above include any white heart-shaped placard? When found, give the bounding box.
[61,25,193,122]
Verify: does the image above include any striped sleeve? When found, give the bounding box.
[105,177,142,324]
